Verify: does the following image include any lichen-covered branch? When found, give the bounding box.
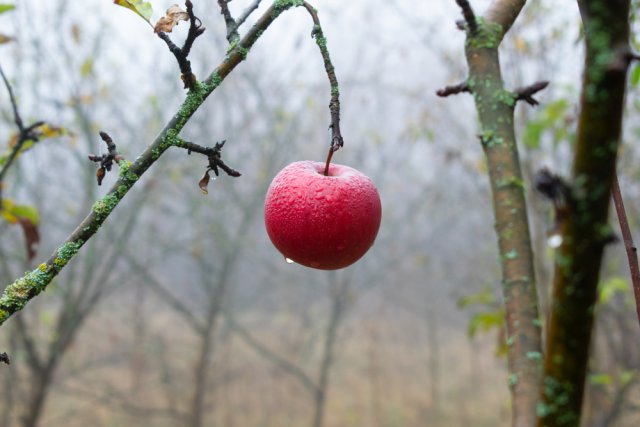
[0,0,333,326]
[300,2,344,175]
[443,1,543,426]
[538,1,632,422]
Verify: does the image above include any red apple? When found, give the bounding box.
[264,161,382,270]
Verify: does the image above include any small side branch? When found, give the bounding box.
[514,80,549,106]
[178,140,241,194]
[0,352,9,365]
[455,0,478,34]
[236,1,262,32]
[0,64,22,130]
[436,81,470,97]
[611,172,640,328]
[218,0,239,43]
[218,0,262,43]
[0,64,46,203]
[156,0,206,89]
[88,132,123,186]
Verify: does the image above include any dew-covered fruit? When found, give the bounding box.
[264,161,382,270]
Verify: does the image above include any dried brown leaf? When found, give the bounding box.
[96,167,106,186]
[0,33,14,44]
[154,4,189,33]
[17,217,40,261]
[198,170,210,195]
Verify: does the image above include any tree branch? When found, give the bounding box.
[436,81,471,97]
[455,0,478,34]
[236,0,262,32]
[611,172,640,328]
[514,80,549,106]
[226,313,318,396]
[484,0,527,38]
[0,65,47,203]
[218,0,239,43]
[0,0,331,326]
[156,0,206,89]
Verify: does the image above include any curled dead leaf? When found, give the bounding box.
[154,4,189,33]
[96,167,106,186]
[198,170,210,195]
[18,217,40,261]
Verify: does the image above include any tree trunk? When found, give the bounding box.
[21,366,53,427]
[312,280,347,427]
[454,3,543,425]
[538,1,631,426]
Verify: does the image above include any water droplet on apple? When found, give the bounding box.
[285,257,295,264]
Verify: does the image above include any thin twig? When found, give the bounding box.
[611,171,640,328]
[436,81,471,97]
[514,80,550,106]
[0,64,23,131]
[181,140,241,178]
[301,2,343,175]
[0,64,48,203]
[218,0,239,42]
[455,0,478,34]
[236,0,262,31]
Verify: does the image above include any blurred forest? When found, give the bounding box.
[1,0,640,426]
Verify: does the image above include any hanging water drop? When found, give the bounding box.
[285,257,295,264]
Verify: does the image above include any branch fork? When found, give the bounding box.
[180,140,241,194]
[88,132,123,186]
[156,0,206,89]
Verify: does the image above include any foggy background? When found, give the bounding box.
[1,1,639,426]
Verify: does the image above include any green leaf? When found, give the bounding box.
[1,199,40,260]
[589,373,612,386]
[113,0,153,24]
[458,285,496,309]
[598,276,629,304]
[0,123,70,167]
[619,369,635,386]
[0,4,15,14]
[80,58,94,77]
[632,64,640,87]
[1,199,39,225]
[468,310,504,338]
[10,204,39,225]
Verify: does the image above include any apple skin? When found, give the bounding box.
[264,161,382,270]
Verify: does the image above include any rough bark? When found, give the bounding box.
[538,1,631,426]
[451,1,543,426]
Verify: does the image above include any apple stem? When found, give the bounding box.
[324,145,336,176]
